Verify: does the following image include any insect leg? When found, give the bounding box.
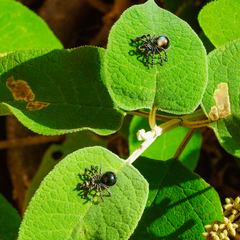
[99,187,104,202]
[143,34,152,41]
[82,185,95,199]
[99,164,103,175]
[91,165,99,176]
[91,186,99,201]
[138,44,146,51]
[151,49,156,67]
[158,47,168,62]
[156,48,164,66]
[80,173,93,179]
[146,50,151,65]
[85,167,96,177]
[102,186,112,196]
[131,37,148,43]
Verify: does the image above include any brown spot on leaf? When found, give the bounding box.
[209,106,219,121]
[209,82,231,121]
[26,101,50,111]
[6,76,35,102]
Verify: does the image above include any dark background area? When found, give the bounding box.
[1,0,240,226]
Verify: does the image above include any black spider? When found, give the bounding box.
[79,164,118,202]
[131,34,171,67]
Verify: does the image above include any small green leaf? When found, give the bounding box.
[0,0,62,52]
[105,0,207,114]
[198,0,240,47]
[19,147,148,240]
[129,116,202,170]
[0,47,124,135]
[0,104,12,115]
[132,157,222,239]
[0,193,21,240]
[201,39,240,157]
[24,131,107,210]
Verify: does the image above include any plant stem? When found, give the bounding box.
[173,128,197,159]
[149,105,157,130]
[128,109,212,128]
[126,118,181,164]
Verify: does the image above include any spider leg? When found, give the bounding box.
[85,167,96,177]
[143,34,151,41]
[99,164,103,175]
[138,44,146,51]
[80,173,94,180]
[79,180,89,189]
[91,165,99,176]
[91,186,99,201]
[158,47,168,62]
[151,49,156,68]
[152,35,157,40]
[156,48,164,66]
[82,185,95,199]
[131,37,148,43]
[146,50,151,65]
[102,185,112,196]
[99,187,104,202]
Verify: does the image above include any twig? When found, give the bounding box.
[173,128,197,159]
[87,0,112,13]
[0,135,65,150]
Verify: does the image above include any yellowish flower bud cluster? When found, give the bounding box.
[202,196,240,240]
[223,196,240,217]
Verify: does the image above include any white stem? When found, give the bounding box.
[126,118,181,164]
[126,135,158,164]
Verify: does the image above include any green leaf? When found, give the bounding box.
[198,0,240,48]
[164,0,203,33]
[19,147,148,240]
[201,39,240,157]
[132,157,223,239]
[0,193,21,240]
[0,104,12,115]
[24,131,107,210]
[0,0,62,53]
[0,47,124,135]
[105,0,207,114]
[129,116,202,170]
[199,31,215,54]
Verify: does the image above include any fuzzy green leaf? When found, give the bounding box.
[129,116,202,170]
[19,147,148,240]
[201,39,240,157]
[0,0,62,53]
[105,0,207,114]
[131,157,222,239]
[198,0,240,48]
[24,131,107,210]
[0,104,11,116]
[0,194,21,240]
[0,47,124,135]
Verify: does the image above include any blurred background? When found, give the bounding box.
[1,0,240,220]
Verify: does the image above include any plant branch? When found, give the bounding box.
[126,118,182,164]
[0,135,65,150]
[128,109,213,128]
[173,128,197,159]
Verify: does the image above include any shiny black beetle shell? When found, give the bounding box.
[100,171,118,187]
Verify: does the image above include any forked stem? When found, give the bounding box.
[128,109,212,128]
[126,118,182,164]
